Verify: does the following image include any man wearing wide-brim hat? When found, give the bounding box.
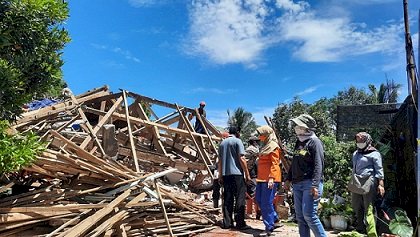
[285,114,327,237]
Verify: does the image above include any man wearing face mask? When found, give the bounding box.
[351,132,384,235]
[285,114,327,237]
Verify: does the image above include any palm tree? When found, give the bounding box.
[369,77,402,103]
[227,107,257,143]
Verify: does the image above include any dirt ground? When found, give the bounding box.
[194,219,342,237]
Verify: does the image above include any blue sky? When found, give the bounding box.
[63,0,419,127]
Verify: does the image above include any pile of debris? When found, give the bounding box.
[1,86,222,236]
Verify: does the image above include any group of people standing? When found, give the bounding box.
[216,113,385,237]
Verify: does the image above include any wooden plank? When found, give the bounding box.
[195,108,219,157]
[45,207,96,237]
[82,107,222,142]
[14,87,110,127]
[118,147,206,171]
[159,189,214,224]
[153,180,174,237]
[98,100,107,122]
[119,223,128,237]
[0,212,69,223]
[127,92,195,114]
[80,96,123,149]
[0,204,102,213]
[70,94,106,156]
[0,182,14,194]
[122,90,140,173]
[126,192,147,207]
[86,210,128,237]
[0,212,77,232]
[135,99,168,156]
[175,104,213,177]
[63,188,132,237]
[49,130,136,180]
[0,223,42,237]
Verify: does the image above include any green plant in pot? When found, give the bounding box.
[319,199,335,229]
[329,202,353,231]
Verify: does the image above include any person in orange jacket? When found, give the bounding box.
[255,125,282,236]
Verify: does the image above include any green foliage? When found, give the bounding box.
[320,134,354,198]
[369,78,402,104]
[227,107,257,144]
[389,209,413,237]
[307,97,334,137]
[320,199,353,220]
[272,97,308,143]
[337,231,365,237]
[0,121,45,173]
[0,59,31,120]
[0,0,70,120]
[272,97,334,144]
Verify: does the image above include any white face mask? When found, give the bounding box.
[294,126,308,135]
[356,142,367,149]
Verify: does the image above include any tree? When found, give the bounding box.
[370,78,402,104]
[0,0,70,120]
[307,97,334,137]
[227,107,257,143]
[0,121,44,174]
[332,86,376,106]
[272,97,308,143]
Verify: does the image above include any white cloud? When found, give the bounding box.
[186,0,271,67]
[277,10,403,62]
[251,107,276,125]
[91,43,140,63]
[188,87,238,94]
[186,0,405,65]
[206,109,229,128]
[295,85,320,96]
[380,32,418,72]
[275,0,308,12]
[112,47,141,63]
[128,0,163,7]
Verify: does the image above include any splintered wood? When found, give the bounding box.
[1,86,221,236]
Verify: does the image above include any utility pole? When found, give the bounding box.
[403,0,417,96]
[403,1,419,234]
[417,9,419,237]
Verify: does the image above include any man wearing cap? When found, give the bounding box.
[218,126,251,230]
[285,114,327,237]
[194,101,206,134]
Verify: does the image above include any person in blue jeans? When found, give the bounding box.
[285,114,327,237]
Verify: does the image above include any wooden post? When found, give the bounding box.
[122,90,140,173]
[154,179,174,237]
[175,104,213,178]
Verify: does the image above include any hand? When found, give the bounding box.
[268,178,274,189]
[284,180,291,191]
[311,187,319,199]
[377,185,385,197]
[245,175,251,184]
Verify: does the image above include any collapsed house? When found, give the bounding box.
[1,86,222,236]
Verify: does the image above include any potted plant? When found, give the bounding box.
[319,199,334,229]
[329,202,352,231]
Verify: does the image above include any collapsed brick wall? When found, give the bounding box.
[336,103,399,141]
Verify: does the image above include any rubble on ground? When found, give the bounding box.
[0,86,221,236]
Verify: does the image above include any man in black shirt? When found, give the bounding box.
[285,114,327,237]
